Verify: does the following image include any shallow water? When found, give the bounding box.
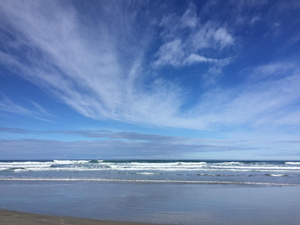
[1,180,300,224]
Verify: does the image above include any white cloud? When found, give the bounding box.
[0,129,252,159]
[180,2,198,28]
[153,39,185,67]
[0,0,299,134]
[250,62,296,80]
[188,22,234,51]
[213,27,234,49]
[0,96,53,122]
[153,42,223,67]
[0,0,187,125]
[193,64,300,129]
[184,54,218,64]
[249,16,261,26]
[154,3,235,71]
[1,128,299,159]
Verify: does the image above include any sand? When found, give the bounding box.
[0,210,157,225]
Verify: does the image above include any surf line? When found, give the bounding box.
[0,178,298,186]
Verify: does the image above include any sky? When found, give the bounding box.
[0,0,300,160]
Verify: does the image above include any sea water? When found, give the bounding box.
[1,160,300,224]
[0,160,300,185]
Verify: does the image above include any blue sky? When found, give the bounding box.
[0,0,300,160]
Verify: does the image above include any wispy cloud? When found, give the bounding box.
[0,129,253,159]
[249,62,297,81]
[0,127,30,134]
[153,3,235,70]
[0,1,229,127]
[192,63,300,129]
[0,0,299,134]
[2,127,300,159]
[0,96,53,122]
[0,127,240,146]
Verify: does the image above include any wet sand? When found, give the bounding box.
[0,210,156,225]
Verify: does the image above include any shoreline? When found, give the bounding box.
[0,210,157,225]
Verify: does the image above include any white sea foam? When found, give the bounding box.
[1,160,299,186]
[0,161,51,167]
[208,165,300,170]
[102,161,211,172]
[179,162,207,166]
[213,162,243,166]
[285,162,300,165]
[0,161,52,171]
[137,172,161,175]
[0,177,297,186]
[267,174,287,177]
[1,160,300,173]
[53,160,89,164]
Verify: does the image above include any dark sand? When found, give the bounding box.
[0,210,157,225]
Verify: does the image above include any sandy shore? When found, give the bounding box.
[0,210,157,225]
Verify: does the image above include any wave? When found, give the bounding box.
[0,167,26,172]
[89,160,101,163]
[53,160,89,164]
[179,162,207,165]
[136,172,161,175]
[213,161,243,166]
[0,177,298,186]
[0,161,52,171]
[188,173,233,177]
[1,160,300,173]
[285,162,300,165]
[265,174,288,177]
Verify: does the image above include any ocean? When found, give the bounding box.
[1,160,300,224]
[1,160,300,185]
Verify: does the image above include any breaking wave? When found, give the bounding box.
[1,160,299,185]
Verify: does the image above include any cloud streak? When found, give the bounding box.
[0,0,184,125]
[0,127,255,159]
[0,96,53,122]
[3,127,300,159]
[153,3,234,69]
[0,0,299,134]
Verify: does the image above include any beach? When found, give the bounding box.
[0,209,155,225]
[1,180,300,225]
[1,160,300,224]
